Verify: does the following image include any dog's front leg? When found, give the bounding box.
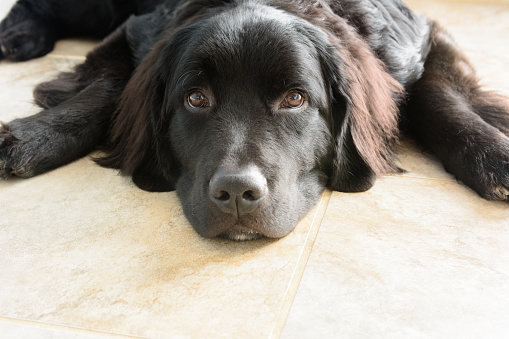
[406,21,509,201]
[0,26,134,179]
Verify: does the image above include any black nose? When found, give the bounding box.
[209,166,268,216]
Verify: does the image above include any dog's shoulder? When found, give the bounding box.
[322,0,431,87]
[125,6,174,66]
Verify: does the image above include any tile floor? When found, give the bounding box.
[1,0,508,338]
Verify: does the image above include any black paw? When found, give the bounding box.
[0,19,56,61]
[0,122,17,179]
[0,122,37,179]
[0,2,55,61]
[492,186,509,201]
[461,137,509,202]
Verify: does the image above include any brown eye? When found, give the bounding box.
[280,91,305,109]
[187,91,209,108]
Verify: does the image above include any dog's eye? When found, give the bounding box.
[280,91,305,109]
[187,91,210,108]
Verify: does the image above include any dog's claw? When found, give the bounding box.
[494,186,509,200]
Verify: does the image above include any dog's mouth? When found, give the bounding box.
[220,224,264,241]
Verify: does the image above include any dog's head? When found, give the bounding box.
[101,0,401,240]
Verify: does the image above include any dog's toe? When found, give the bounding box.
[493,185,509,201]
[0,122,16,145]
[0,122,17,179]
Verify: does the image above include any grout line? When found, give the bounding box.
[269,189,333,339]
[383,173,457,183]
[268,172,462,338]
[0,316,146,339]
[47,54,87,61]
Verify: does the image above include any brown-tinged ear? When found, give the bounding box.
[322,23,403,192]
[95,2,243,191]
[96,38,178,192]
[290,2,403,192]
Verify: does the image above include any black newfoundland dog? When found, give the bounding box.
[1,0,508,240]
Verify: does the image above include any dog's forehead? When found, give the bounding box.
[183,4,325,94]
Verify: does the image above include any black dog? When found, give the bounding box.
[1,0,508,240]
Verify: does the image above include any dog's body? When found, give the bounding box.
[1,0,508,240]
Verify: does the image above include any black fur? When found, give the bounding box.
[1,0,508,240]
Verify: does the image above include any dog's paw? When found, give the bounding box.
[492,185,509,200]
[464,138,509,202]
[0,21,55,61]
[483,149,509,202]
[0,122,16,179]
[0,122,37,179]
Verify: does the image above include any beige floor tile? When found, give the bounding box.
[0,317,135,339]
[0,156,330,338]
[282,177,509,338]
[49,39,99,60]
[0,58,81,121]
[394,138,455,181]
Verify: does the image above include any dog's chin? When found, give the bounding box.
[220,225,264,241]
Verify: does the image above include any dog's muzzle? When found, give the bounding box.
[209,165,268,240]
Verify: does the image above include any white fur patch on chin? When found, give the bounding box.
[226,232,263,241]
[222,226,263,241]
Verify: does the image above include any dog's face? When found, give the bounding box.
[169,7,332,240]
[113,1,401,240]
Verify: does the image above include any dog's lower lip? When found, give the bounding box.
[221,225,263,241]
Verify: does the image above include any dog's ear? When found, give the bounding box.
[96,38,179,192]
[287,3,403,192]
[318,24,403,192]
[96,3,229,191]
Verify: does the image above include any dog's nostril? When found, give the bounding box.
[242,191,258,201]
[216,191,230,201]
[242,190,257,201]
